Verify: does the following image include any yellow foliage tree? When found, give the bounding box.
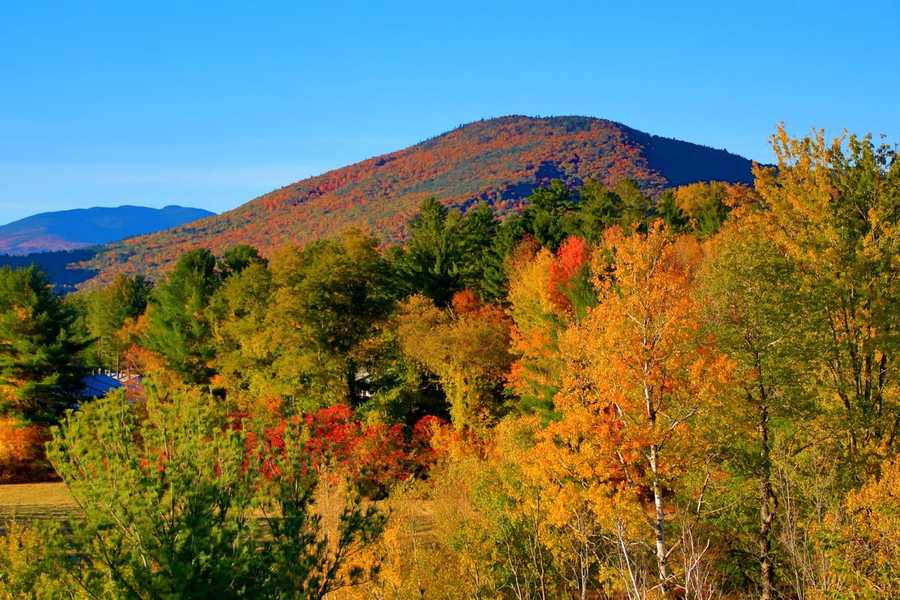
[754,125,900,482]
[822,457,900,597]
[397,291,513,428]
[507,245,565,414]
[537,222,733,595]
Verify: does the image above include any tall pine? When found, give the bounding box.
[143,249,221,384]
[0,266,88,422]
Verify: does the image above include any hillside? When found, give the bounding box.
[0,248,99,294]
[88,116,756,283]
[0,205,214,255]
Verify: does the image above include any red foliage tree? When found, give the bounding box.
[238,405,447,497]
[548,235,593,315]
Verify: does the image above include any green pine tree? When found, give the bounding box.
[0,266,88,422]
[143,249,221,384]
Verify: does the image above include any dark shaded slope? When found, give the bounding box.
[622,126,755,187]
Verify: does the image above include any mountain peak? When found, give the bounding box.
[86,116,755,283]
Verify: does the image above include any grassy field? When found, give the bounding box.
[0,482,79,522]
[0,481,433,547]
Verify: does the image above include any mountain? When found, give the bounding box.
[0,205,215,255]
[88,115,757,283]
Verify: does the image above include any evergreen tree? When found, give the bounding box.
[477,212,529,303]
[0,266,88,422]
[143,249,221,384]
[571,179,624,242]
[395,198,474,306]
[614,178,653,231]
[81,274,151,369]
[522,180,576,249]
[36,388,385,597]
[655,189,689,233]
[457,202,499,291]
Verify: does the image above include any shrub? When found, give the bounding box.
[0,417,53,483]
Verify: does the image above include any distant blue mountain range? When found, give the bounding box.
[0,205,215,255]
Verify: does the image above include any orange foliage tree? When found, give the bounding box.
[0,417,53,483]
[534,222,733,594]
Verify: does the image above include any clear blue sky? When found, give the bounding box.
[1,1,897,224]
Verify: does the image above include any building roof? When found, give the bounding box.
[80,373,125,398]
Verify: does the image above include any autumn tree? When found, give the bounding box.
[397,291,513,429]
[699,214,816,599]
[825,456,900,596]
[507,244,564,415]
[371,416,562,599]
[507,235,595,416]
[547,235,596,319]
[754,125,900,484]
[673,182,730,238]
[528,375,636,600]
[0,416,53,483]
[0,518,78,598]
[542,223,732,594]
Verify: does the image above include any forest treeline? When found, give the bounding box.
[0,126,898,599]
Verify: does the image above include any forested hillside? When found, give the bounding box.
[86,116,754,284]
[2,127,896,598]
